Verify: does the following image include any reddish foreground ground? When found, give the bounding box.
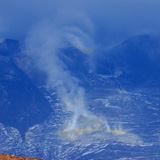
[0,154,42,160]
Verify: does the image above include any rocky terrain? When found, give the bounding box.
[0,35,160,159]
[0,154,42,160]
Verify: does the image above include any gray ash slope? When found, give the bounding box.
[0,35,160,159]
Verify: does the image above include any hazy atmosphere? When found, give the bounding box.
[0,1,160,159]
[1,0,160,42]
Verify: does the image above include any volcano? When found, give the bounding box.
[0,35,160,159]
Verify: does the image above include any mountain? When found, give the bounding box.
[0,35,160,159]
[0,39,52,139]
[94,35,160,89]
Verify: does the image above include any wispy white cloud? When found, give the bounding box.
[24,22,93,129]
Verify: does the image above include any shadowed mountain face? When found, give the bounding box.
[0,39,52,139]
[59,47,89,75]
[55,35,160,91]
[0,39,20,56]
[94,35,160,89]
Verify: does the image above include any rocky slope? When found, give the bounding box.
[0,154,42,160]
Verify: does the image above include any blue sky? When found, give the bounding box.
[0,0,160,46]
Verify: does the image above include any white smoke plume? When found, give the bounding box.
[24,22,94,130]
